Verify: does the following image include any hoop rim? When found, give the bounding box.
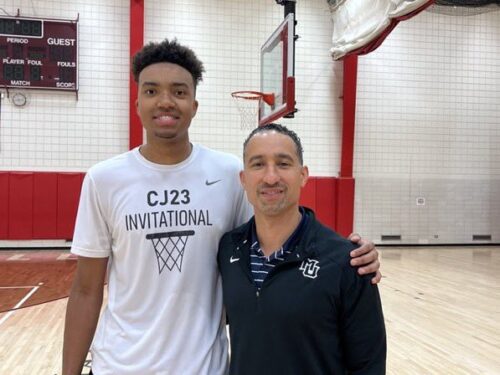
[231,91,265,100]
[146,230,195,239]
[231,91,275,106]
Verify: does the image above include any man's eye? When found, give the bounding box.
[144,89,155,95]
[175,90,186,96]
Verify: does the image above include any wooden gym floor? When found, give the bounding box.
[0,246,499,374]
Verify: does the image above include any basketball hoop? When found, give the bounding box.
[231,91,275,131]
[146,230,195,273]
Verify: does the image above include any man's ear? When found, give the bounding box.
[192,99,199,117]
[239,170,246,188]
[301,166,309,188]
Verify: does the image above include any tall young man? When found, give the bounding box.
[63,39,381,375]
[218,124,386,374]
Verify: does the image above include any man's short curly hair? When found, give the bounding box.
[132,39,205,88]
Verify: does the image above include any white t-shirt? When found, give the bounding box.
[71,144,252,375]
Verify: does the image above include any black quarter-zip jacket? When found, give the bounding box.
[217,207,386,375]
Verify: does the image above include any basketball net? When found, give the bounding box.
[231,91,275,131]
[146,230,195,273]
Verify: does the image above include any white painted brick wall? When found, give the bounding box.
[1,1,498,244]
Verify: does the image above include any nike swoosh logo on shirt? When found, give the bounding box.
[205,179,222,186]
[230,256,240,263]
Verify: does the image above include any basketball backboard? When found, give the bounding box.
[259,13,295,126]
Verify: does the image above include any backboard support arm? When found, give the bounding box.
[275,0,296,16]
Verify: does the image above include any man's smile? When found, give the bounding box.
[258,186,286,200]
[153,114,179,126]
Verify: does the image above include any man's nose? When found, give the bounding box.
[157,91,175,108]
[263,165,280,185]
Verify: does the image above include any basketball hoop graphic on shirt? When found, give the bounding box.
[146,230,195,273]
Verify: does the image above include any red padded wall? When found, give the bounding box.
[0,172,8,238]
[56,173,84,239]
[8,172,34,239]
[33,173,58,239]
[299,178,316,212]
[315,177,337,230]
[1,173,339,241]
[336,177,355,237]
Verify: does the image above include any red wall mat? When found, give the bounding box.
[56,173,84,239]
[336,177,355,238]
[315,177,337,230]
[1,173,340,240]
[0,173,9,238]
[33,173,58,239]
[8,173,34,239]
[299,178,317,212]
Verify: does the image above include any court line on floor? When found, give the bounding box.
[0,285,40,326]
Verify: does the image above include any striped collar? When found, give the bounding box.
[250,207,308,257]
[249,207,308,289]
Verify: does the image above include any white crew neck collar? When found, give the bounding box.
[132,143,199,170]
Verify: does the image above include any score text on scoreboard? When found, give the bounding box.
[0,16,78,91]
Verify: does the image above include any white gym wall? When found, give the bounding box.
[1,0,498,244]
[354,9,500,244]
[0,0,130,171]
[145,0,343,172]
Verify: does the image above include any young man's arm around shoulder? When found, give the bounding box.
[339,253,387,374]
[62,256,108,375]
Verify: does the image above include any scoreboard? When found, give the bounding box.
[0,16,78,91]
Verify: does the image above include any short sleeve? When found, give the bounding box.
[71,172,112,258]
[233,187,253,228]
